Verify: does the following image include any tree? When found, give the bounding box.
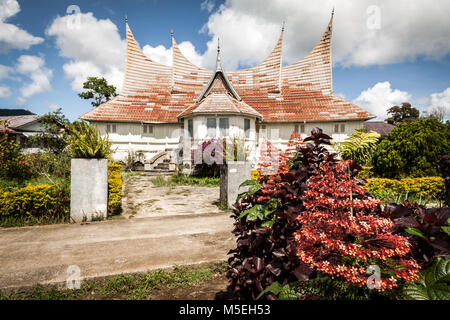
[78,77,117,107]
[385,102,420,125]
[372,118,450,178]
[27,108,70,154]
[427,106,447,123]
[335,129,380,165]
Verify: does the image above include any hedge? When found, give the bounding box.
[366,177,444,200]
[108,163,123,215]
[0,184,68,217]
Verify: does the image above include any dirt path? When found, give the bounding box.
[0,174,235,291]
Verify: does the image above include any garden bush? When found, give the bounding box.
[372,118,450,178]
[228,128,424,300]
[0,184,69,219]
[227,129,324,300]
[108,163,123,215]
[366,177,444,200]
[0,128,32,182]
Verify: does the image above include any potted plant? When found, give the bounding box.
[67,121,112,222]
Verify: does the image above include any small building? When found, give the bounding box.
[0,114,46,153]
[80,12,375,171]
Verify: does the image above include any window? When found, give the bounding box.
[188,119,194,138]
[207,118,216,137]
[294,124,305,134]
[106,124,117,134]
[219,118,229,137]
[244,119,251,138]
[143,124,154,135]
[334,123,345,133]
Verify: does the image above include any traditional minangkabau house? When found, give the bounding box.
[80,12,375,171]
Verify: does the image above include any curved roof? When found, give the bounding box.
[80,13,375,123]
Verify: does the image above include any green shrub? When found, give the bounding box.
[0,128,33,182]
[366,177,444,200]
[372,118,450,178]
[67,121,112,159]
[0,184,69,218]
[108,163,122,215]
[335,130,380,165]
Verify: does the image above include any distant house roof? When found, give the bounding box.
[364,121,396,138]
[0,109,35,116]
[0,115,41,132]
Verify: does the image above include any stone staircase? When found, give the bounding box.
[144,158,175,175]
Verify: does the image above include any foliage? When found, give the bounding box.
[385,102,420,125]
[0,125,32,182]
[403,257,450,300]
[26,151,71,184]
[108,163,123,215]
[372,118,450,178]
[78,76,117,107]
[0,184,69,218]
[358,166,374,179]
[294,160,420,292]
[123,150,144,171]
[335,130,380,165]
[378,202,449,267]
[228,130,327,300]
[26,108,70,154]
[366,177,444,201]
[67,121,112,159]
[438,155,450,206]
[193,139,221,177]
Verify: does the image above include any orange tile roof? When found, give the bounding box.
[80,13,375,123]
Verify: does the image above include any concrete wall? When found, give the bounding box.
[92,121,182,162]
[221,161,252,208]
[70,159,108,222]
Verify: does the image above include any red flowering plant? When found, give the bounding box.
[294,159,421,292]
[227,130,336,300]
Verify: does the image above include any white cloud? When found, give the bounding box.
[353,82,411,120]
[46,12,125,92]
[201,0,215,13]
[16,55,53,105]
[149,0,450,69]
[420,87,450,120]
[0,0,44,51]
[48,104,61,112]
[143,44,172,66]
[0,85,11,98]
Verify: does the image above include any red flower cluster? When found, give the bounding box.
[294,160,420,291]
[256,132,304,203]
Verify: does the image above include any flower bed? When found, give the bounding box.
[366,177,444,200]
[108,163,123,215]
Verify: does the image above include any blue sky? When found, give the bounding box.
[0,0,449,121]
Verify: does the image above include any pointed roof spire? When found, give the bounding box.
[216,37,223,71]
[170,29,174,38]
[281,21,286,33]
[125,15,128,24]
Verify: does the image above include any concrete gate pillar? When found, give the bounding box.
[220,161,252,208]
[70,158,108,222]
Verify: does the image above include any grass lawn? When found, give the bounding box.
[150,175,219,187]
[0,262,229,300]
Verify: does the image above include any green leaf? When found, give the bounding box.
[405,227,427,239]
[404,257,450,300]
[256,282,284,300]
